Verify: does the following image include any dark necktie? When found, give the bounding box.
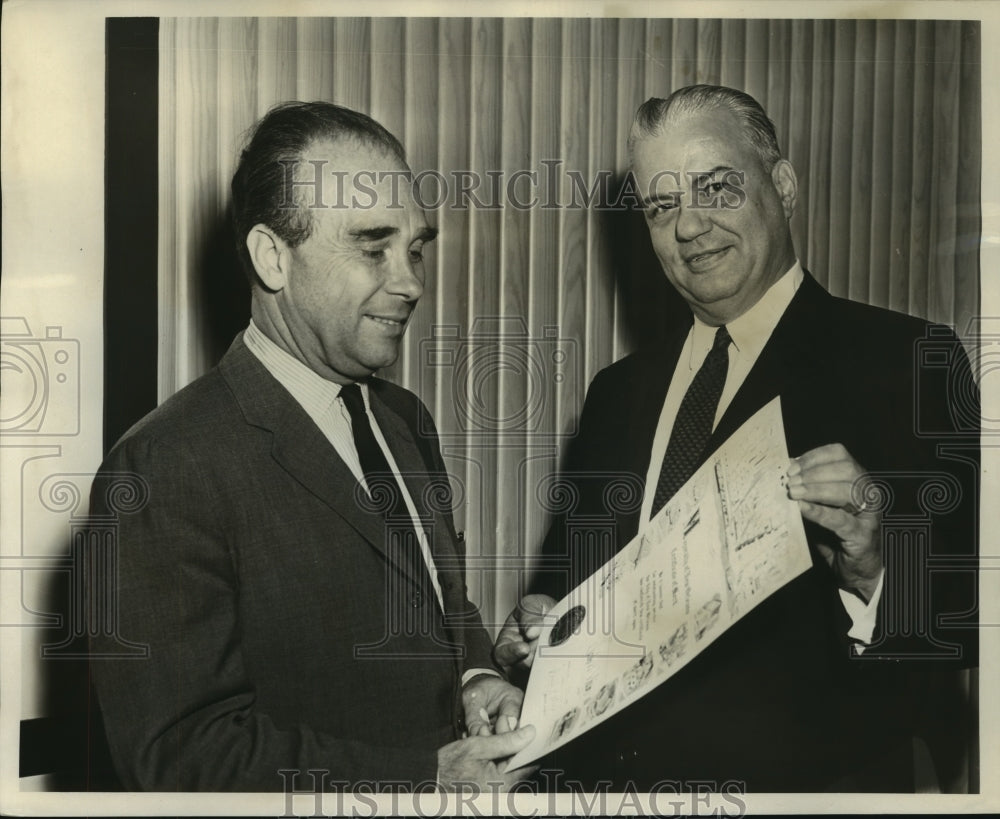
[339,383,434,590]
[650,325,732,518]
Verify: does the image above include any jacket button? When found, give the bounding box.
[411,591,423,607]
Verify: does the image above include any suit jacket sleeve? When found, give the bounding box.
[89,433,441,792]
[863,323,980,666]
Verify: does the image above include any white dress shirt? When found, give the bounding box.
[640,263,883,645]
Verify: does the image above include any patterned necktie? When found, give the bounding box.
[339,383,433,588]
[650,325,732,518]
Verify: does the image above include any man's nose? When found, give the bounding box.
[674,202,712,243]
[386,253,424,302]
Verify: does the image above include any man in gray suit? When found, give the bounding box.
[89,102,533,792]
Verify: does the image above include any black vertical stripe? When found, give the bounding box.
[104,18,159,453]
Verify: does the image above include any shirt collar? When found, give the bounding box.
[690,261,804,359]
[244,320,367,418]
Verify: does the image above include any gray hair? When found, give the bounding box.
[629,84,782,171]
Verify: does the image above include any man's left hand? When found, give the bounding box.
[787,443,883,601]
[462,674,524,738]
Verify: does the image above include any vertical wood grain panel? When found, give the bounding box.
[765,19,791,157]
[333,18,371,111]
[787,19,813,261]
[743,19,769,103]
[889,22,916,316]
[463,18,502,618]
[671,19,697,89]
[587,19,618,380]
[696,19,721,85]
[955,22,981,343]
[828,20,855,299]
[494,17,533,627]
[397,17,438,392]
[807,21,834,291]
[719,19,746,90]
[644,19,671,97]
[558,18,590,434]
[909,21,934,320]
[157,19,178,401]
[431,19,477,599]
[521,18,563,607]
[368,18,405,141]
[613,18,647,362]
[295,18,333,101]
[848,21,875,304]
[217,19,258,189]
[173,17,219,387]
[430,15,471,434]
[930,23,961,326]
[257,18,296,106]
[867,21,895,310]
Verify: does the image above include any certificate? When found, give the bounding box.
[508,397,811,771]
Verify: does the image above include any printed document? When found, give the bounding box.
[507,397,811,770]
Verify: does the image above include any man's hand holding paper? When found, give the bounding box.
[493,594,558,674]
[787,443,884,602]
[461,674,525,736]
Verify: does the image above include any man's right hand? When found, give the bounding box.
[492,594,557,674]
[436,725,536,792]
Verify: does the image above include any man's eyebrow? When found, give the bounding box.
[346,225,439,243]
[415,226,439,244]
[694,164,737,177]
[347,226,399,242]
[640,191,682,209]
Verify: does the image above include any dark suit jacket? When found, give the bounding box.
[535,273,979,791]
[88,334,497,791]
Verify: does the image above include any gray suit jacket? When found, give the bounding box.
[89,334,497,791]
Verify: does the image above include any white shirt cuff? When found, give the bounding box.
[838,569,885,654]
[461,667,501,687]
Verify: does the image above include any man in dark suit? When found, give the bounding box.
[495,85,979,792]
[89,102,534,792]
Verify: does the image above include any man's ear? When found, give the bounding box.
[246,224,289,291]
[771,159,798,220]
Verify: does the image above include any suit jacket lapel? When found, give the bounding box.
[367,386,455,559]
[708,271,829,452]
[219,336,418,584]
[367,385,468,607]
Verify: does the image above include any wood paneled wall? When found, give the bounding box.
[158,17,981,629]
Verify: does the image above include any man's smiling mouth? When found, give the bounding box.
[366,314,407,327]
[684,247,730,269]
